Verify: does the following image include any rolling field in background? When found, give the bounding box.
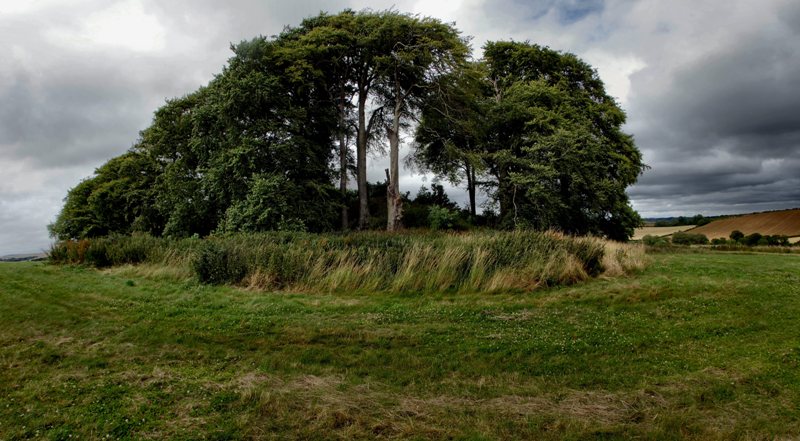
[688,208,800,239]
[632,225,694,240]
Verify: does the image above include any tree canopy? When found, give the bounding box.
[414,41,645,239]
[51,10,645,242]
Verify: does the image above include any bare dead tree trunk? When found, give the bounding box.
[386,98,402,231]
[498,166,509,221]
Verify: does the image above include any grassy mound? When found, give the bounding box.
[49,231,645,292]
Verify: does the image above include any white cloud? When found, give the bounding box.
[583,51,646,106]
[45,0,167,53]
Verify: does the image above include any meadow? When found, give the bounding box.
[1,249,799,439]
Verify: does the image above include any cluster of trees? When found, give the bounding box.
[668,232,710,245]
[643,230,795,247]
[50,9,646,241]
[713,230,792,246]
[652,214,717,227]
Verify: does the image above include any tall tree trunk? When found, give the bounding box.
[356,86,369,230]
[466,161,476,219]
[386,98,402,231]
[338,94,348,230]
[497,166,509,222]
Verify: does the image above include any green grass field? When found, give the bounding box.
[1,252,799,440]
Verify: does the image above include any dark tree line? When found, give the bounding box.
[50,9,646,241]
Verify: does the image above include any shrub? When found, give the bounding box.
[49,234,166,267]
[711,238,728,245]
[763,235,790,246]
[48,241,69,263]
[401,203,430,229]
[642,235,669,246]
[742,233,763,247]
[83,239,112,267]
[730,230,744,242]
[428,206,459,231]
[192,242,247,285]
[671,232,709,245]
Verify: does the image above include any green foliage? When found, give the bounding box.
[49,234,168,267]
[412,62,488,218]
[654,214,716,227]
[642,235,669,247]
[52,11,646,241]
[49,152,159,240]
[768,235,791,246]
[402,184,464,229]
[218,175,310,233]
[734,233,791,247]
[704,231,796,250]
[192,242,247,285]
[671,232,710,245]
[53,31,341,240]
[743,233,763,246]
[428,206,459,231]
[415,41,646,240]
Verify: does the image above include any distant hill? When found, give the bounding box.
[642,214,728,228]
[0,253,47,262]
[688,208,800,239]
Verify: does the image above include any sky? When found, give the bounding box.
[1,0,799,254]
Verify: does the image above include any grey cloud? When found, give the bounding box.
[556,0,605,25]
[623,1,800,214]
[641,38,800,142]
[1,69,145,167]
[2,0,800,254]
[1,11,216,169]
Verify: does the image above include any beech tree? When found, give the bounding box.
[414,41,645,239]
[48,151,158,239]
[484,41,645,239]
[413,62,488,218]
[279,12,358,230]
[371,12,469,230]
[280,10,468,231]
[52,35,342,239]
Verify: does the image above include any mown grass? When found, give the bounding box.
[1,252,799,439]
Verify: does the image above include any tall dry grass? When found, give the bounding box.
[600,240,648,277]
[50,231,646,293]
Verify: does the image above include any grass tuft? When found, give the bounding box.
[50,231,644,293]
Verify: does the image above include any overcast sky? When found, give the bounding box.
[1,0,799,254]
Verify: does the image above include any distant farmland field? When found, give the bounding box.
[688,208,800,239]
[632,225,694,240]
